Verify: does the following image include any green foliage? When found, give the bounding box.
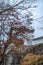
[37,43,43,48]
[32,60,38,65]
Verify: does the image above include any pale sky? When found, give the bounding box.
[31,0,43,38]
[6,0,43,38]
[0,0,43,40]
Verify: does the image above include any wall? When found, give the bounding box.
[32,38,43,45]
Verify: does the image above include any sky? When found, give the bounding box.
[18,0,43,38]
[0,0,43,41]
[16,0,43,38]
[4,0,43,45]
[31,0,43,38]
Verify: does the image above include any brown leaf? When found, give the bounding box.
[14,38,24,47]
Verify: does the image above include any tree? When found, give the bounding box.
[0,0,36,45]
[0,0,38,65]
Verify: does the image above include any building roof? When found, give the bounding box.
[32,36,43,41]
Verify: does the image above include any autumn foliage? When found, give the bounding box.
[14,38,24,47]
[20,53,43,65]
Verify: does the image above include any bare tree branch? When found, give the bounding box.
[0,0,24,14]
[15,6,31,10]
